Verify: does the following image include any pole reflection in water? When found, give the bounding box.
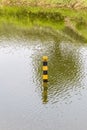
[42,82,48,103]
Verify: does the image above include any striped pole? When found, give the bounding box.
[42,56,48,82]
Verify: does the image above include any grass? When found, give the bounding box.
[0,1,87,41]
[0,6,65,30]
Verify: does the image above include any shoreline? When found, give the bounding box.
[0,5,87,42]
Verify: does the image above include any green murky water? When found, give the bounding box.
[0,24,87,130]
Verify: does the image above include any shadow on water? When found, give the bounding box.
[28,27,81,104]
[47,41,79,103]
[63,26,87,43]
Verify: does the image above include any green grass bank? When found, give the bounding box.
[0,0,87,42]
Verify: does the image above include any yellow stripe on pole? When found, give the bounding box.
[43,66,48,71]
[42,56,48,82]
[43,75,48,80]
[43,56,48,61]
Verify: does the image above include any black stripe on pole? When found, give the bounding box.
[43,79,48,82]
[43,61,47,66]
[43,56,48,82]
[43,70,48,75]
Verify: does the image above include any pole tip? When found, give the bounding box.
[43,56,48,61]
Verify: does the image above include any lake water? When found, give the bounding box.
[0,24,87,130]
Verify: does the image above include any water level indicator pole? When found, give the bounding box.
[42,56,48,82]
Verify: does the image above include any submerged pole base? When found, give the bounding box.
[43,79,48,82]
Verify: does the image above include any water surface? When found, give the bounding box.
[0,24,87,130]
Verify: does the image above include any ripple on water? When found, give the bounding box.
[1,28,87,130]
